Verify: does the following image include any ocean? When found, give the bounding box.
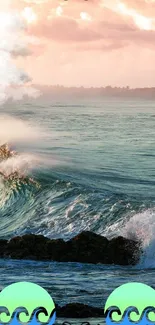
[0,97,155,321]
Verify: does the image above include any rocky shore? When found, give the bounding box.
[0,231,141,265]
[56,303,105,318]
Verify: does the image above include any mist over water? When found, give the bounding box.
[1,98,155,311]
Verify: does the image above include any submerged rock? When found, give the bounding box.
[0,239,8,256]
[2,231,141,266]
[56,303,105,318]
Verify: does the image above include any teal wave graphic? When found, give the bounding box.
[0,307,56,325]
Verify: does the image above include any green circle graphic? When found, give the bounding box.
[105,282,155,322]
[0,281,55,323]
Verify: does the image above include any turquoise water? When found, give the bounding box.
[1,97,155,318]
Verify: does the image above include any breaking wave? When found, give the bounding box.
[0,143,155,270]
[0,114,155,269]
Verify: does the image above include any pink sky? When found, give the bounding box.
[3,0,155,87]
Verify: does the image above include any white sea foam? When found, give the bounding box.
[104,208,155,269]
[122,209,155,269]
[0,153,39,176]
[0,115,63,177]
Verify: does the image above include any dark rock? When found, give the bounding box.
[6,234,49,260]
[66,231,109,263]
[56,303,105,318]
[0,239,8,256]
[2,231,141,266]
[47,239,67,261]
[107,236,140,265]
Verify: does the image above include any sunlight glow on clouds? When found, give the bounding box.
[80,12,92,21]
[145,0,155,3]
[117,2,153,30]
[2,0,155,88]
[22,7,37,24]
[23,0,48,3]
[56,6,63,17]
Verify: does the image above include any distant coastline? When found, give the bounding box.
[32,84,155,99]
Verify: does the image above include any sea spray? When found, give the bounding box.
[0,3,41,104]
[0,115,43,147]
[103,208,155,269]
[121,209,155,269]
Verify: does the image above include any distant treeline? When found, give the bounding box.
[31,85,155,99]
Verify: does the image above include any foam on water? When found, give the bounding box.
[103,208,155,269]
[122,209,155,269]
[1,104,155,271]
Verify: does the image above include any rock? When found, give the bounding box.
[107,236,140,265]
[46,239,67,261]
[56,303,105,318]
[2,231,141,266]
[0,239,8,256]
[66,231,109,263]
[6,234,49,260]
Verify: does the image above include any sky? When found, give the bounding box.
[1,0,155,88]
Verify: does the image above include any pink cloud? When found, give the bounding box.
[9,0,155,87]
[122,0,155,16]
[27,10,155,51]
[30,16,103,42]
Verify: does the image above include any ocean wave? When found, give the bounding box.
[0,131,154,270]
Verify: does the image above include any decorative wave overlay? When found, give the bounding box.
[105,306,155,325]
[0,307,56,325]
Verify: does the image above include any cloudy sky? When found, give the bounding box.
[2,0,155,87]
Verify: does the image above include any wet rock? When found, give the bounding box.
[47,239,67,262]
[0,239,8,256]
[66,231,109,263]
[2,231,141,266]
[56,303,105,318]
[6,234,49,260]
[107,236,140,265]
